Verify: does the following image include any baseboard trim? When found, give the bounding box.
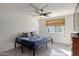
[53,41,71,46]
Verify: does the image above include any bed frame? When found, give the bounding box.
[15,38,53,56]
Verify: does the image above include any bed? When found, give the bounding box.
[15,32,53,56]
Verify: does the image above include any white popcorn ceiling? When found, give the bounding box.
[0,3,77,17]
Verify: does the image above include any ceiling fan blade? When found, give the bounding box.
[45,12,52,14]
[35,11,40,14]
[29,4,39,11]
[44,15,51,17]
[32,14,39,17]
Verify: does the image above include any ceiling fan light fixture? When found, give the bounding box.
[29,4,52,17]
[39,15,44,18]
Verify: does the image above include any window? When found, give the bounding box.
[47,26,64,33]
[46,18,65,33]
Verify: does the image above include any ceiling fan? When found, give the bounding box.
[29,4,52,17]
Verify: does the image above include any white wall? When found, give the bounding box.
[0,10,39,52]
[39,14,74,45]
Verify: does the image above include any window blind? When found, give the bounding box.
[46,18,65,26]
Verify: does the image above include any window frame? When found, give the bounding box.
[47,25,64,33]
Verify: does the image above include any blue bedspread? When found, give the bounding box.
[16,36,50,49]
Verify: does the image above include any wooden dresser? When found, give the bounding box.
[72,37,79,56]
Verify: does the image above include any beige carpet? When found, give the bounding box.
[0,44,68,56]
